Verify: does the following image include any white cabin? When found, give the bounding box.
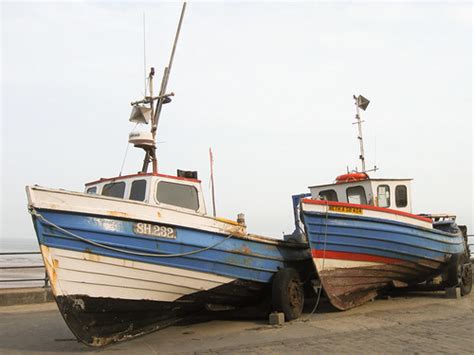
[84,172,207,215]
[309,173,413,213]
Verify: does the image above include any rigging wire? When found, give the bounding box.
[143,11,147,96]
[119,123,138,176]
[30,209,234,258]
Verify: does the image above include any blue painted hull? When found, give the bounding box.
[34,209,308,284]
[302,210,467,309]
[31,207,310,345]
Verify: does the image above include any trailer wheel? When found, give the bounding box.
[446,254,461,288]
[272,268,304,321]
[460,263,472,296]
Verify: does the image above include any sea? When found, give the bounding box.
[0,237,45,289]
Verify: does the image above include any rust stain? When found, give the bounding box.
[83,249,101,262]
[40,245,58,295]
[50,268,57,287]
[107,210,128,218]
[156,211,161,218]
[241,246,251,255]
[224,224,246,237]
[52,259,59,268]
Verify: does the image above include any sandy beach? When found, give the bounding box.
[1,289,473,354]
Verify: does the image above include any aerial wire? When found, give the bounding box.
[119,123,138,176]
[143,11,147,96]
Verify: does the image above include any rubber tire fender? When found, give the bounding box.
[271,268,304,321]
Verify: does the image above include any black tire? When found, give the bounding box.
[446,254,461,288]
[446,253,472,296]
[272,268,304,321]
[460,262,472,296]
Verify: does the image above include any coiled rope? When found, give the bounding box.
[29,208,234,258]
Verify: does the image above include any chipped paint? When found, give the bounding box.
[40,245,59,296]
[83,250,101,263]
[72,298,86,310]
[93,218,122,232]
[241,246,251,255]
[107,210,128,218]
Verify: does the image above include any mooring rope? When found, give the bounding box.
[29,208,234,258]
[300,199,329,322]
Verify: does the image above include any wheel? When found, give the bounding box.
[446,254,461,288]
[272,268,304,321]
[460,263,472,296]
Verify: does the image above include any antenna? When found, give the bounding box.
[209,147,217,217]
[374,136,377,173]
[143,12,147,96]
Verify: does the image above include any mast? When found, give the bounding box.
[133,2,186,174]
[353,94,370,173]
[140,68,156,173]
[147,2,187,173]
[153,2,186,133]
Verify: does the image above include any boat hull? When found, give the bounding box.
[27,186,309,346]
[41,245,266,346]
[301,199,466,310]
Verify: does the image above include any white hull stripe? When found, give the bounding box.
[301,201,432,229]
[41,245,235,302]
[313,258,382,271]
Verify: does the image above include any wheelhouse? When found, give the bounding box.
[309,174,413,213]
[84,172,207,215]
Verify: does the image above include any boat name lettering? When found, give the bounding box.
[133,223,176,239]
[329,206,363,214]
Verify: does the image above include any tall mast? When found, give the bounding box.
[137,2,187,174]
[153,2,186,134]
[147,2,187,173]
[353,94,370,173]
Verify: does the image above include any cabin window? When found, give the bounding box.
[319,189,338,202]
[377,185,390,208]
[346,186,367,205]
[102,182,126,199]
[129,180,147,202]
[396,185,408,207]
[156,181,199,211]
[86,186,97,194]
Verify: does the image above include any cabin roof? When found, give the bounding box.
[85,172,201,186]
[308,177,413,189]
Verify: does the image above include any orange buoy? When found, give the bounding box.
[335,172,369,184]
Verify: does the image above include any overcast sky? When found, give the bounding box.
[1,1,472,248]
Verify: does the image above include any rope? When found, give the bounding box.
[300,199,329,322]
[29,209,234,258]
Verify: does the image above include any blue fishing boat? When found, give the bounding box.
[26,4,310,346]
[292,95,472,310]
